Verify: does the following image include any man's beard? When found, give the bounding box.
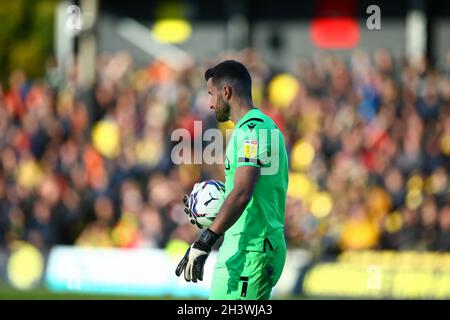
[215,100,231,122]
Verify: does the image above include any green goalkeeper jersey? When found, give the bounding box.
[223,108,289,252]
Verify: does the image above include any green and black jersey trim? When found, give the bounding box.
[238,157,262,166]
[237,157,271,167]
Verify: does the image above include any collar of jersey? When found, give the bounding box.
[235,108,261,128]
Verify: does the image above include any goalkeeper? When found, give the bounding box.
[176,60,289,300]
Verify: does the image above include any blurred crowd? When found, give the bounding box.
[0,48,449,259]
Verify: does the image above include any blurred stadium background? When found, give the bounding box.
[0,0,449,299]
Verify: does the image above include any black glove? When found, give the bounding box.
[175,228,221,282]
[183,194,203,229]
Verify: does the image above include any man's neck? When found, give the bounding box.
[231,98,255,124]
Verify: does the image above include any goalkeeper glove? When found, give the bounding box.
[183,194,203,229]
[175,228,221,282]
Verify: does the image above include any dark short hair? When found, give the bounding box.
[204,60,252,98]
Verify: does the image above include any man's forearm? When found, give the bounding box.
[208,189,251,235]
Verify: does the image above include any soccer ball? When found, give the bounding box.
[188,180,226,229]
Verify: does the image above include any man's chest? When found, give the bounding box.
[224,135,236,179]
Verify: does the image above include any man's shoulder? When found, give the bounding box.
[236,110,277,133]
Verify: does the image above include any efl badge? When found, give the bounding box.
[243,140,258,158]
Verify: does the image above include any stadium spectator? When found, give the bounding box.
[0,49,448,262]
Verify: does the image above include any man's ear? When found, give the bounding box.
[222,85,233,101]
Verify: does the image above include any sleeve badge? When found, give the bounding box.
[243,140,258,158]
